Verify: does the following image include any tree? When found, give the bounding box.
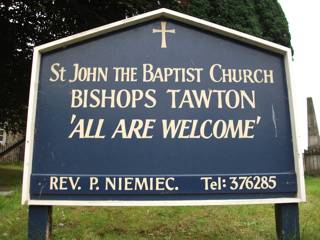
[0,0,291,132]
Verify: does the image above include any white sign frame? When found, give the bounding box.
[22,8,306,206]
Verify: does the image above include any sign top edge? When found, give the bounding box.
[35,8,290,56]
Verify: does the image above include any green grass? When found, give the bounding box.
[0,164,319,239]
[0,163,23,190]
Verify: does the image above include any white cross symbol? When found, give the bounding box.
[152,21,176,48]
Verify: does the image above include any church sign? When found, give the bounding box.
[22,9,305,206]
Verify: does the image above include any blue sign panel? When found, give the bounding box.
[23,10,304,205]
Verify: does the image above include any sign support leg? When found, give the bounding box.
[275,203,300,240]
[28,206,52,240]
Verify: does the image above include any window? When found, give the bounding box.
[0,128,6,145]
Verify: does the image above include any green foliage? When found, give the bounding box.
[254,0,291,48]
[183,0,212,20]
[192,0,291,48]
[0,0,291,132]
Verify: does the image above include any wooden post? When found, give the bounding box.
[275,203,300,240]
[28,206,52,240]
